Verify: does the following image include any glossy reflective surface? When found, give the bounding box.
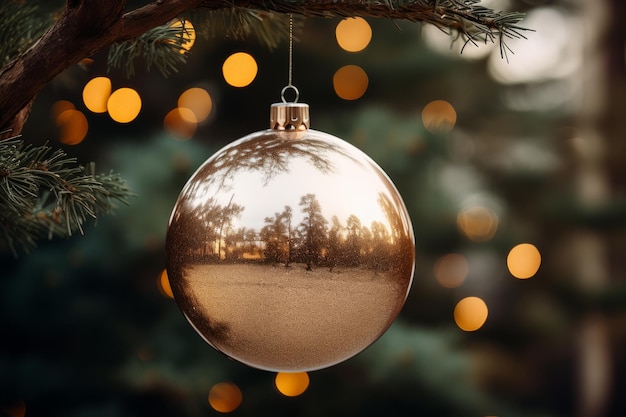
[166,129,415,371]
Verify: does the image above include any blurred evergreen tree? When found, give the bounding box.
[3,1,626,417]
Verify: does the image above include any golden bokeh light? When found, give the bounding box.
[107,87,141,123]
[51,100,75,120]
[333,65,369,100]
[457,206,498,242]
[56,109,88,145]
[434,253,468,288]
[222,52,258,87]
[275,372,310,397]
[335,17,372,52]
[507,243,541,279]
[157,269,174,299]
[164,107,197,140]
[178,87,212,122]
[208,382,243,413]
[454,296,488,331]
[421,100,457,133]
[170,19,195,53]
[82,76,112,113]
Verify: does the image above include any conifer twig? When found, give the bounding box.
[0,133,134,255]
[0,0,530,132]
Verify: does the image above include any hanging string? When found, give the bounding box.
[288,13,293,87]
[281,13,299,103]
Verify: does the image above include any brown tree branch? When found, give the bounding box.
[0,0,202,133]
[0,0,526,133]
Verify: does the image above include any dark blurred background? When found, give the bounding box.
[3,0,626,416]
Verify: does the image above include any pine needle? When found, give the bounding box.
[0,1,55,65]
[108,20,190,78]
[0,133,134,256]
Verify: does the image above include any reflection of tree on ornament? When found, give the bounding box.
[298,193,328,271]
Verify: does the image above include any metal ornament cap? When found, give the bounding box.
[270,102,310,131]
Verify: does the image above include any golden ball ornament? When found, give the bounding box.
[166,99,415,371]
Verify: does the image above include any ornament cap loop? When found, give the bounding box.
[270,102,310,131]
[281,84,299,103]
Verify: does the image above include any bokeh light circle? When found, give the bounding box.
[170,19,196,52]
[335,17,372,52]
[333,65,369,100]
[51,100,75,120]
[454,296,488,331]
[158,269,174,298]
[434,253,468,288]
[56,109,88,145]
[507,243,541,279]
[222,52,258,87]
[275,372,310,397]
[82,76,112,113]
[421,100,457,133]
[457,206,498,242]
[178,87,212,122]
[107,88,141,123]
[164,107,197,140]
[208,382,243,413]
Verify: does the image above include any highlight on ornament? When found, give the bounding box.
[222,52,258,87]
[166,98,415,372]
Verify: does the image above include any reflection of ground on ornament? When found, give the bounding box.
[180,263,406,371]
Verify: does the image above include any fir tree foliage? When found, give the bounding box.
[0,1,52,66]
[0,133,132,255]
[107,21,191,78]
[108,10,291,78]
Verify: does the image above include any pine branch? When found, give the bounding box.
[0,0,530,133]
[204,1,530,60]
[107,20,191,78]
[0,133,134,255]
[188,8,292,49]
[107,10,292,78]
[0,1,53,67]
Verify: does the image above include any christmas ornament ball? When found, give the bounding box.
[166,102,415,372]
